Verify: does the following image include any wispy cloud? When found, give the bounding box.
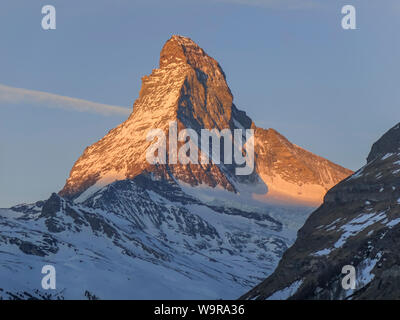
[215,0,321,9]
[0,84,131,116]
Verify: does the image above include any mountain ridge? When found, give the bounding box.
[241,122,400,300]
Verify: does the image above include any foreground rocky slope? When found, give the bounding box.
[241,123,400,300]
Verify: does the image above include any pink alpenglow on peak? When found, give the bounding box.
[59,35,352,206]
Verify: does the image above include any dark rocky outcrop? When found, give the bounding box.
[241,122,400,300]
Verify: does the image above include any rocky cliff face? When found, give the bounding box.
[241,123,400,300]
[59,35,351,206]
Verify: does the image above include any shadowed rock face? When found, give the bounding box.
[241,122,400,300]
[59,35,351,206]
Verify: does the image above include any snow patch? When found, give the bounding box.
[313,248,332,257]
[334,211,386,249]
[267,280,303,300]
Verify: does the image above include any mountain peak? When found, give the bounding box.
[59,36,351,205]
[160,35,205,68]
[159,35,224,76]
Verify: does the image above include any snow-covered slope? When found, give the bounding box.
[0,174,310,299]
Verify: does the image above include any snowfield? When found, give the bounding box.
[0,175,312,299]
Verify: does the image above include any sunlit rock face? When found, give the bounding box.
[59,35,351,206]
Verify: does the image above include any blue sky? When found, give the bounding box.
[1,0,400,207]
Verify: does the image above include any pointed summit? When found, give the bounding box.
[60,36,351,205]
[159,35,208,68]
[159,35,223,73]
[60,35,239,199]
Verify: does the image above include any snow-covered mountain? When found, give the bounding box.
[1,175,307,299]
[0,35,351,299]
[241,122,400,300]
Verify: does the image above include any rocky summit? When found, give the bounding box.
[0,36,351,299]
[59,35,351,207]
[241,123,400,300]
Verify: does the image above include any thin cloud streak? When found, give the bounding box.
[0,84,131,116]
